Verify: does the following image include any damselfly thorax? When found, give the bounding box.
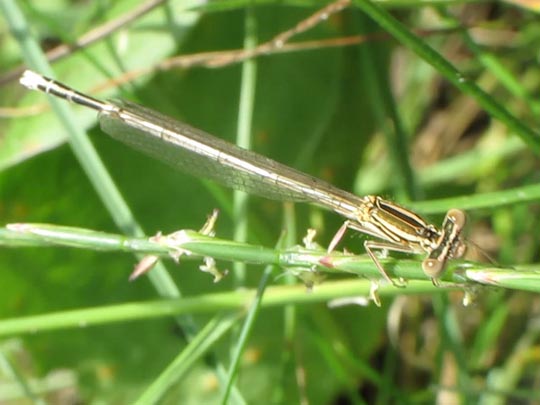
[328,194,467,285]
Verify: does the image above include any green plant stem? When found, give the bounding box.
[134,313,240,404]
[353,0,540,154]
[233,4,258,285]
[0,279,458,337]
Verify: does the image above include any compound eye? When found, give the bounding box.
[422,258,445,279]
[447,209,466,228]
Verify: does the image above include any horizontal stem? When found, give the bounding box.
[0,279,453,337]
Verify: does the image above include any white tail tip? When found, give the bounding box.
[19,70,48,90]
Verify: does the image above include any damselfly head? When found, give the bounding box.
[422,208,467,281]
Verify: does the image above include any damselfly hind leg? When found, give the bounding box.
[364,240,408,288]
[327,220,350,254]
[323,220,407,288]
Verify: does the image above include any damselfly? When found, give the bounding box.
[19,70,467,285]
